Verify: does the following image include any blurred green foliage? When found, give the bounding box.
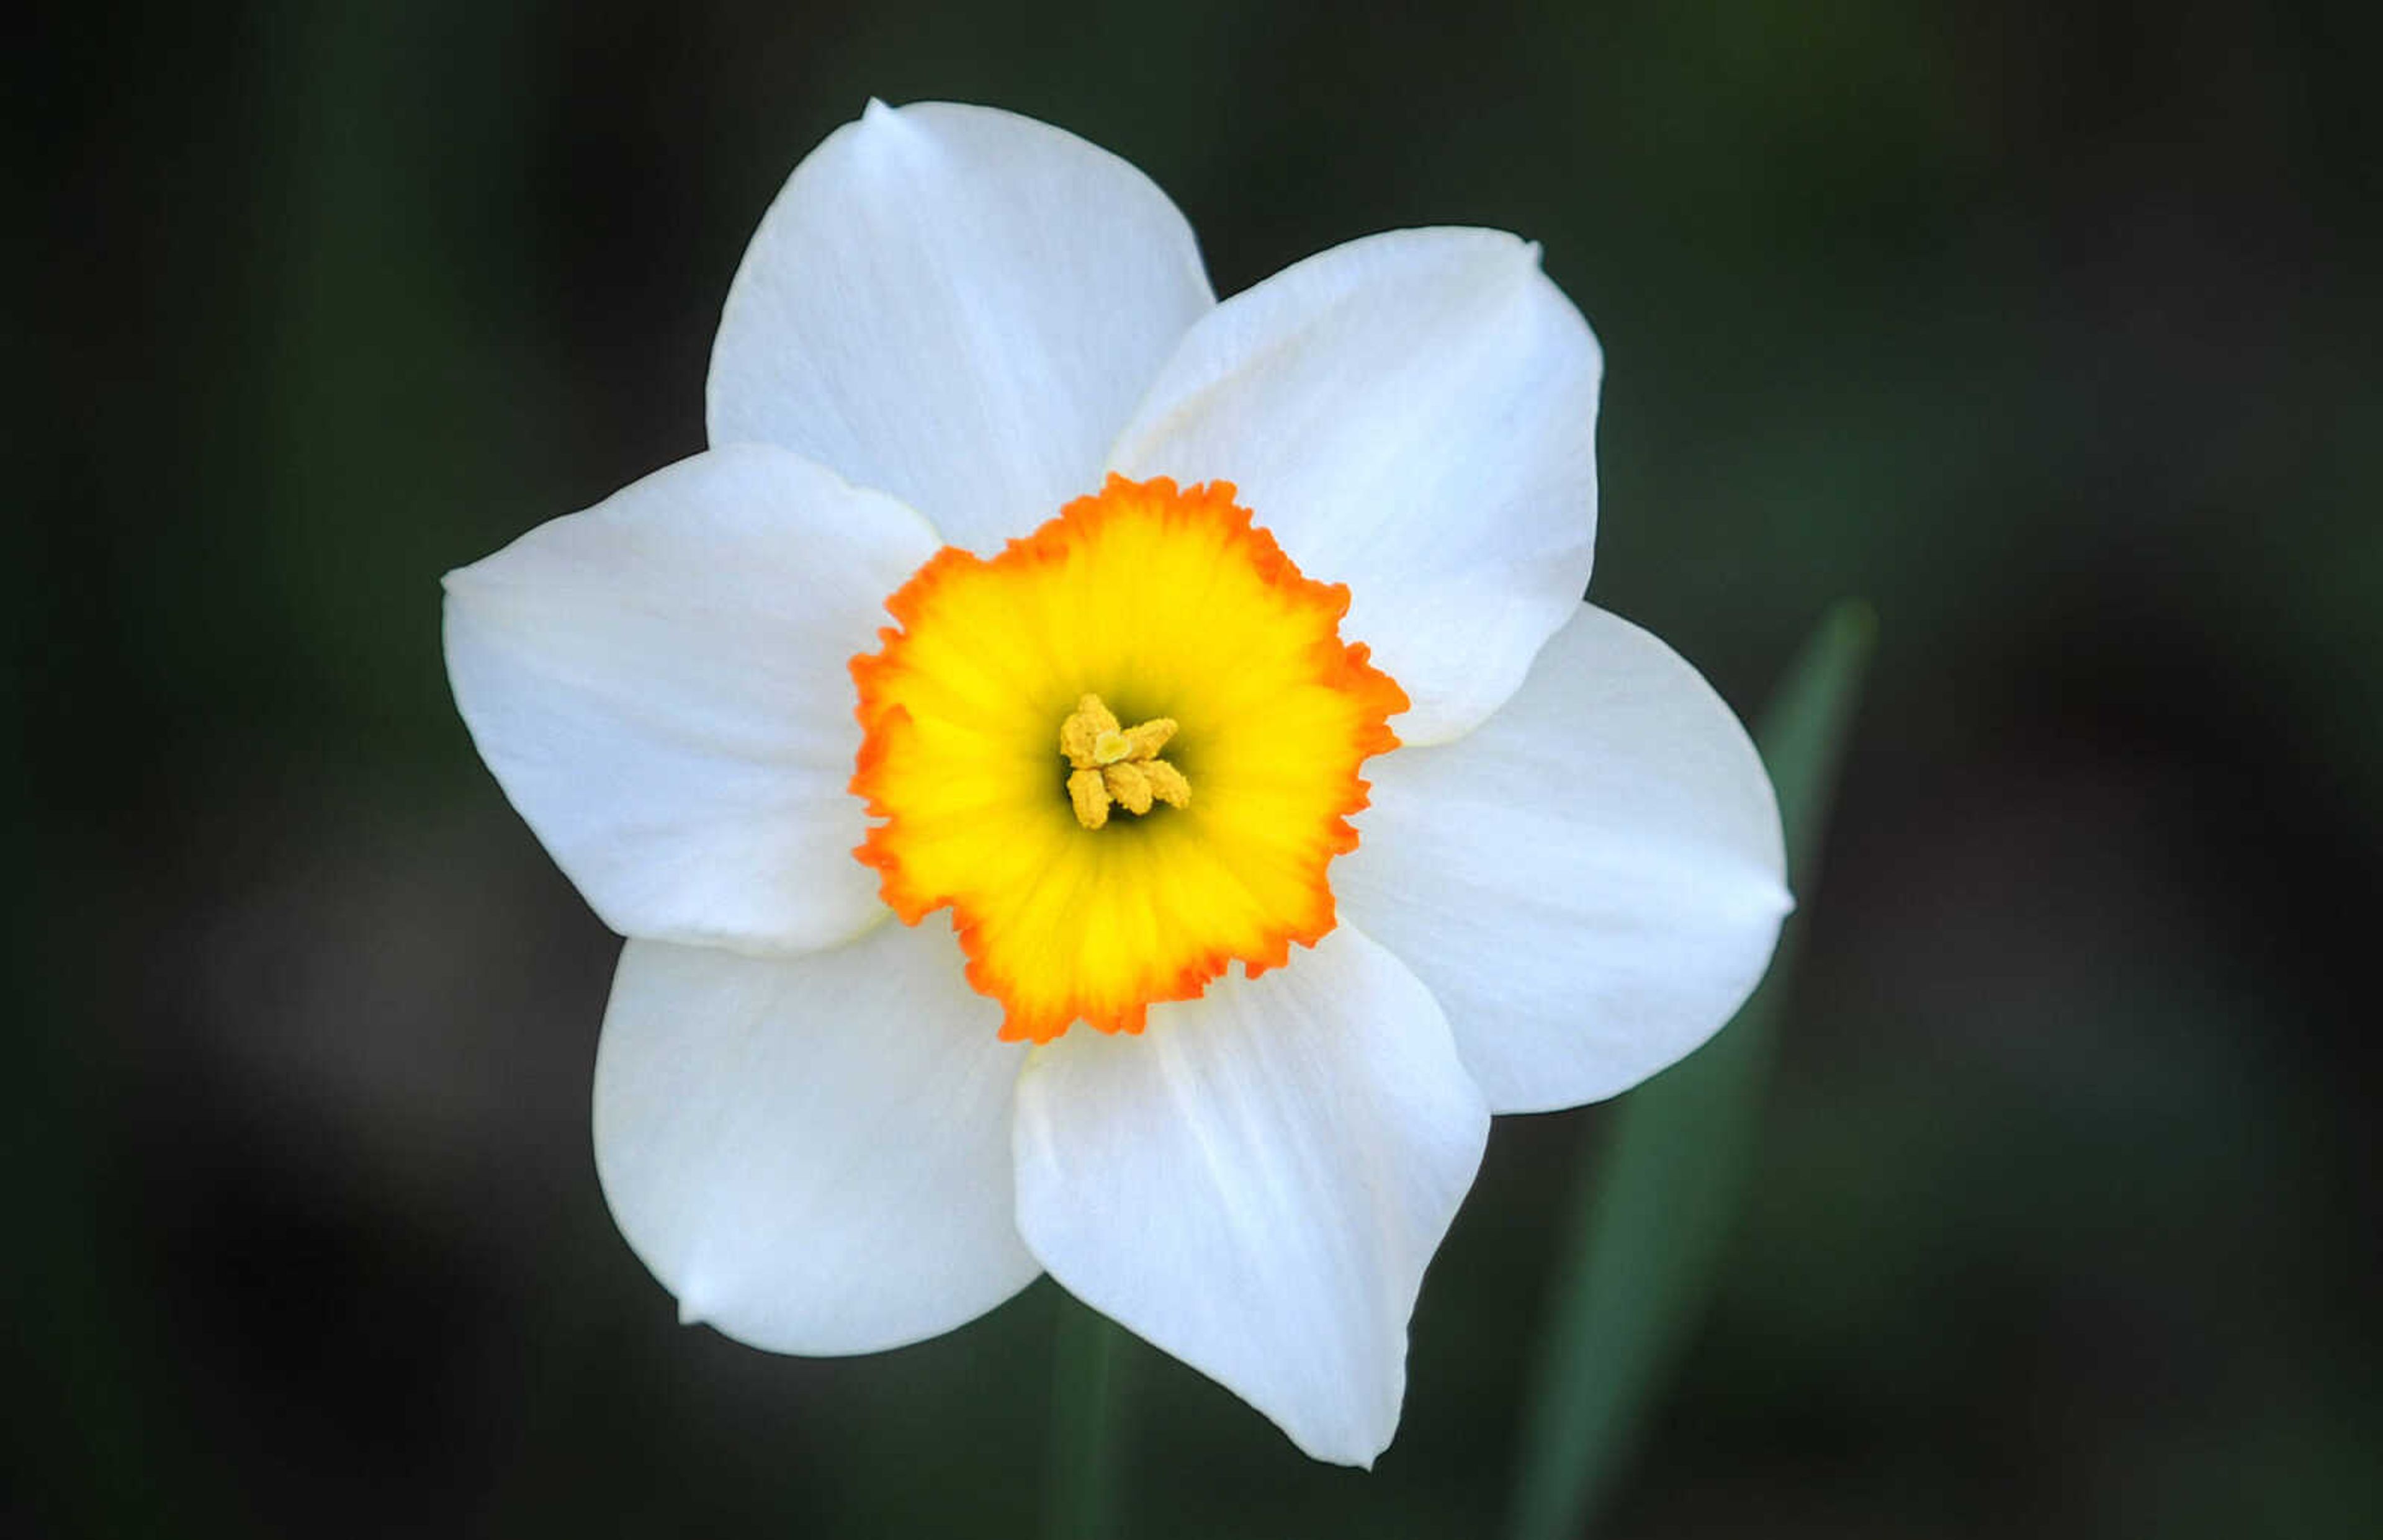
[15,1,2380,1536]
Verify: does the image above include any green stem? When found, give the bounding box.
[1507,601,1876,1540]
[1044,1289,1130,1540]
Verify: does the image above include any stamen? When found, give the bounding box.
[1059,693,1192,830]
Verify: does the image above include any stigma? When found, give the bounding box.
[1059,694,1191,830]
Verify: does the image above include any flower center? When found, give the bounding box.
[1059,693,1191,830]
[849,475,1407,1043]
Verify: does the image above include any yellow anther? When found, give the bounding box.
[1058,695,1117,768]
[1059,693,1191,830]
[1141,759,1192,809]
[1105,761,1153,814]
[1067,768,1111,830]
[1121,719,1176,759]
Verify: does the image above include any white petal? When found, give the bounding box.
[442,444,936,952]
[707,100,1214,553]
[1108,227,1602,745]
[594,923,1038,1354]
[1335,604,1790,1114]
[1012,926,1489,1466]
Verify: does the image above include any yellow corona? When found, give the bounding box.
[851,475,1407,1042]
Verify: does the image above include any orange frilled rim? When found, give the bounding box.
[848,474,1407,1043]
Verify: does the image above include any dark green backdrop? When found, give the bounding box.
[14,1,2379,1534]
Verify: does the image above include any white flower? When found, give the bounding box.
[442,100,1788,1467]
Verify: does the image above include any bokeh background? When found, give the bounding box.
[14,1,2380,1534]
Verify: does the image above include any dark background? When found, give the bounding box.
[13,1,2380,1534]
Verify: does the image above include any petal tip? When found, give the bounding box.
[438,558,495,602]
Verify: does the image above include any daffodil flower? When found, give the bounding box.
[443,101,1788,1466]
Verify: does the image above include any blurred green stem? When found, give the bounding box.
[1044,1290,1130,1540]
[1507,601,1876,1540]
